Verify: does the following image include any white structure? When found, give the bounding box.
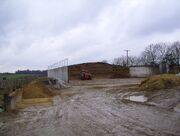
[48,58,68,84]
[130,66,155,77]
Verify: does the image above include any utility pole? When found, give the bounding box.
[124,50,130,66]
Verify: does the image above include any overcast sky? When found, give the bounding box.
[0,0,180,72]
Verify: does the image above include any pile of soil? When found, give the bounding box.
[68,62,129,79]
[22,80,53,99]
[139,74,180,91]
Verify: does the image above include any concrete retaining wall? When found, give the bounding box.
[48,66,68,83]
[130,66,159,77]
[5,89,23,111]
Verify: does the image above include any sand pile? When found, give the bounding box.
[22,80,53,99]
[16,80,54,109]
[139,74,180,91]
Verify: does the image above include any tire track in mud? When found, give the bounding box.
[65,91,180,136]
[0,79,180,136]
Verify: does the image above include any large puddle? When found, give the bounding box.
[125,95,148,102]
[174,103,180,112]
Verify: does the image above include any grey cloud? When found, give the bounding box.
[129,0,180,36]
[0,0,180,72]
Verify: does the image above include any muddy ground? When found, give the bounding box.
[0,78,180,136]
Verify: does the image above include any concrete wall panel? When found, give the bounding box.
[130,67,154,77]
[48,66,68,83]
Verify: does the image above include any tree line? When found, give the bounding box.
[15,70,47,76]
[113,41,180,66]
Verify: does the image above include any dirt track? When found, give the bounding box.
[0,78,180,136]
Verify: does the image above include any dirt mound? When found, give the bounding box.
[68,62,129,79]
[139,74,180,91]
[23,80,53,99]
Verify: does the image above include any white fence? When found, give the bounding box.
[48,59,68,84]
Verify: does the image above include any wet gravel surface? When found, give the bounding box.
[0,78,180,136]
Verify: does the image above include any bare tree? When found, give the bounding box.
[141,44,157,65]
[172,41,180,65]
[128,56,142,66]
[154,43,168,63]
[140,43,168,65]
[113,56,126,66]
[113,56,142,66]
[113,41,180,67]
